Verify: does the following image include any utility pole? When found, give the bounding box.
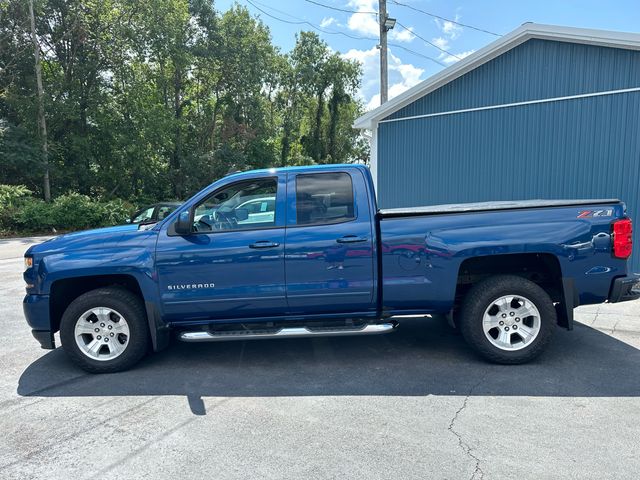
[378,0,388,104]
[378,1,395,105]
[28,0,51,202]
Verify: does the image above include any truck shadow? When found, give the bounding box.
[17,317,640,414]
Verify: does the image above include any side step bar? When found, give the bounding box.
[179,322,398,343]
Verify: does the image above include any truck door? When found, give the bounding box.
[155,175,287,322]
[284,169,376,315]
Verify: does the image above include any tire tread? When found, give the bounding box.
[459,275,556,364]
[60,287,149,373]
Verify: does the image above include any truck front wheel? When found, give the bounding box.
[60,287,150,373]
[459,275,556,364]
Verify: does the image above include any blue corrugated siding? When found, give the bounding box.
[377,90,640,273]
[387,39,640,121]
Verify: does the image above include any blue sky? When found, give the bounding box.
[216,0,640,110]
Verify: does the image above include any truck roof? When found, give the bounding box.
[223,163,369,180]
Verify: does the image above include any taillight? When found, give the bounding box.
[612,218,633,259]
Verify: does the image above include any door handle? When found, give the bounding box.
[249,241,280,249]
[336,235,368,244]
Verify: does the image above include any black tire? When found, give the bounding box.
[60,287,150,373]
[459,275,556,364]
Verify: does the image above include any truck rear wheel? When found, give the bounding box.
[60,287,150,373]
[459,275,556,364]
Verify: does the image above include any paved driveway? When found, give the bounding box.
[1,237,639,479]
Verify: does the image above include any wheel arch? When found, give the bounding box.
[454,253,573,329]
[50,274,144,335]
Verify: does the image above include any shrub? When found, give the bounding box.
[0,185,135,234]
[0,184,32,208]
[95,198,132,226]
[10,197,57,231]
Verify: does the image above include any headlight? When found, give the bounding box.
[24,256,33,270]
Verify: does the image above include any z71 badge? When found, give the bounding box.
[577,209,613,218]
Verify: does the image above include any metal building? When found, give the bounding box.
[355,23,640,273]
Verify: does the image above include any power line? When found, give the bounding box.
[389,0,501,37]
[245,0,446,66]
[295,0,458,63]
[396,21,461,60]
[246,0,310,26]
[390,43,446,66]
[303,0,377,15]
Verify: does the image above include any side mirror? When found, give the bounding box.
[235,208,249,222]
[174,210,192,235]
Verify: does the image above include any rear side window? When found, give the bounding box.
[296,172,355,226]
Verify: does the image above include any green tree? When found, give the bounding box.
[0,0,368,216]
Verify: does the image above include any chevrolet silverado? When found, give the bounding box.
[23,164,639,372]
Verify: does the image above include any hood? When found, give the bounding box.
[26,224,155,255]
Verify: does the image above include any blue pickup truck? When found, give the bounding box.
[23,164,639,372]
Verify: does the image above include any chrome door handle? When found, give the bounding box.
[249,241,280,249]
[336,236,367,244]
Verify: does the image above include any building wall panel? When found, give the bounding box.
[377,90,640,272]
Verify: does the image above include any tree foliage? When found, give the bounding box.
[0,0,369,204]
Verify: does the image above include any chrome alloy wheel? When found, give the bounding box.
[482,295,541,351]
[74,307,130,361]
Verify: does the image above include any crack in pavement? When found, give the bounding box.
[610,319,621,337]
[448,372,489,480]
[592,306,601,327]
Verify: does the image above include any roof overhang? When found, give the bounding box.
[354,23,640,130]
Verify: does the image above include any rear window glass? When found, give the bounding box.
[295,173,355,226]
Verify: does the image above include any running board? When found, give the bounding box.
[179,322,398,343]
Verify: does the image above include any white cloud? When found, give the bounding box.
[345,1,417,44]
[440,49,475,65]
[432,37,450,50]
[390,26,415,43]
[346,0,379,36]
[365,93,381,110]
[343,46,425,110]
[430,13,474,65]
[320,16,336,28]
[342,46,378,64]
[342,46,380,102]
[434,16,463,40]
[395,61,423,86]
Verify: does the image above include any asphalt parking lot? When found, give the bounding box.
[1,237,639,479]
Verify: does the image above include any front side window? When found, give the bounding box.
[193,178,277,232]
[296,172,355,226]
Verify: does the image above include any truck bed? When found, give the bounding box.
[378,199,622,218]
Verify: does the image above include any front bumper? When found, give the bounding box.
[609,275,640,303]
[23,294,55,349]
